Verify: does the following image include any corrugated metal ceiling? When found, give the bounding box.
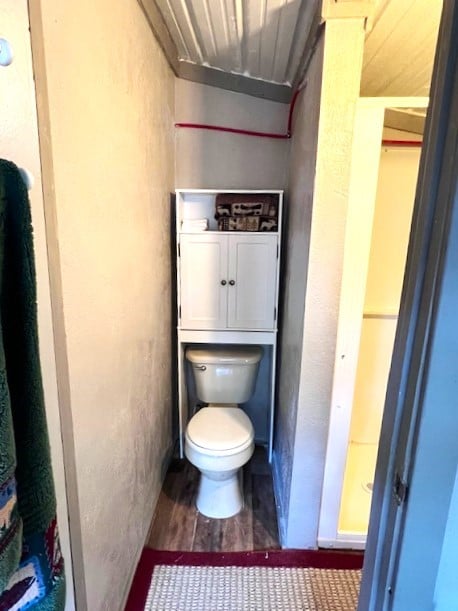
[141,0,442,105]
[141,0,321,100]
[154,0,319,85]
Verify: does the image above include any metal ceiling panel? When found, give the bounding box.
[152,0,321,91]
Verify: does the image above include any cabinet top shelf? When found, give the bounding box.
[178,230,280,236]
[176,189,284,195]
[176,189,283,234]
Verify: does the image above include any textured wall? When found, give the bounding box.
[35,1,175,609]
[273,34,324,543]
[175,79,290,189]
[275,19,366,548]
[0,2,75,608]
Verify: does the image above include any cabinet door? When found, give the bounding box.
[179,234,228,329]
[227,234,278,329]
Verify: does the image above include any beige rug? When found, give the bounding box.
[145,565,361,610]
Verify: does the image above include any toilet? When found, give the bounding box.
[185,345,263,519]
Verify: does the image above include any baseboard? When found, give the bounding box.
[318,534,366,551]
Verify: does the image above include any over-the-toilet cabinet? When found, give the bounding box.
[175,189,283,461]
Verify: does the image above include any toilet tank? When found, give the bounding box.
[186,345,263,404]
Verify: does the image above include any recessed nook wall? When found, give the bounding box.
[175,80,290,190]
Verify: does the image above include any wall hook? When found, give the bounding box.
[0,38,13,66]
[19,167,34,190]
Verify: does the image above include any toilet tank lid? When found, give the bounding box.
[186,345,263,365]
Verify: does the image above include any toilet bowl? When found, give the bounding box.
[185,345,262,519]
[185,406,254,518]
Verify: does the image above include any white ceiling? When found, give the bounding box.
[140,0,442,105]
[361,0,442,97]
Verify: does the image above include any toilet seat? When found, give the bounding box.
[186,407,254,454]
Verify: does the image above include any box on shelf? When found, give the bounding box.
[215,193,279,232]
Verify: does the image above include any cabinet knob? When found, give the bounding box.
[221,280,227,286]
[229,280,235,286]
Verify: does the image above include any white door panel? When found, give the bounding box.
[179,234,228,329]
[227,234,277,329]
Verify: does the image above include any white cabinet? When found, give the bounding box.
[175,189,283,461]
[179,233,278,330]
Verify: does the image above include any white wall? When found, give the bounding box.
[276,18,366,548]
[0,2,74,608]
[175,80,290,189]
[351,133,420,443]
[317,102,385,544]
[31,1,175,609]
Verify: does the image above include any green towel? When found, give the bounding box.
[0,160,65,609]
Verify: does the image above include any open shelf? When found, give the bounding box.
[176,189,282,233]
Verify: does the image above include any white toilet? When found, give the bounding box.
[185,345,263,519]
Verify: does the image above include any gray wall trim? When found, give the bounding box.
[178,61,293,103]
[137,0,180,75]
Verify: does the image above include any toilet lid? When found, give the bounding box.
[187,407,253,451]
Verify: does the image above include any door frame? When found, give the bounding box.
[359,1,458,607]
[28,3,87,608]
[318,96,429,549]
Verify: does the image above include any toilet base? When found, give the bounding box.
[196,469,243,519]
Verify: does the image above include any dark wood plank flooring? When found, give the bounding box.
[147,446,280,552]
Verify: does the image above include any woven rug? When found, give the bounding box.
[125,550,363,611]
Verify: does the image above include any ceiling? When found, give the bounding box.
[139,0,442,112]
[140,0,322,101]
[361,0,442,97]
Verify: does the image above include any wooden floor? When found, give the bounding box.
[147,447,280,552]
